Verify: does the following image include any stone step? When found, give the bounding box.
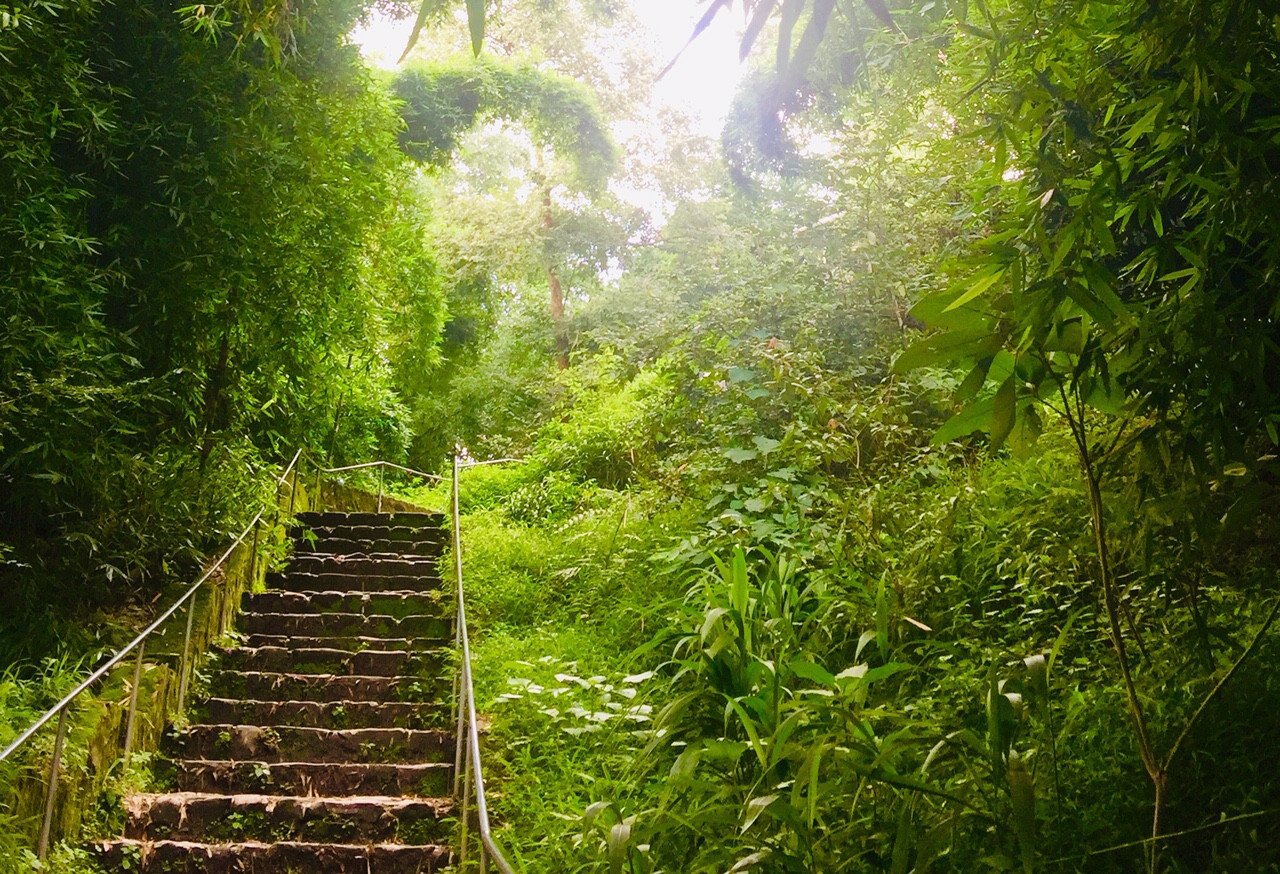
[219,645,446,677]
[293,550,442,563]
[242,634,450,653]
[295,511,444,527]
[292,551,442,563]
[304,537,444,556]
[173,760,453,796]
[239,612,452,639]
[124,792,453,844]
[175,725,452,764]
[292,525,442,543]
[207,672,447,704]
[265,571,444,593]
[286,556,441,577]
[243,590,446,619]
[97,838,451,873]
[197,698,446,730]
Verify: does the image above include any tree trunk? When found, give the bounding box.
[542,184,570,370]
[198,331,232,466]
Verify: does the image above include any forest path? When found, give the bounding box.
[97,511,458,873]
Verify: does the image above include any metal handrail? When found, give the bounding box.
[452,453,520,873]
[312,458,444,513]
[0,448,304,859]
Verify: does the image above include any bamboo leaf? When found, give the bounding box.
[740,794,779,832]
[989,375,1017,450]
[607,820,631,874]
[466,0,486,55]
[397,0,451,63]
[944,269,1005,312]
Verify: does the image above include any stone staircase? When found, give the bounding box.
[98,511,458,873]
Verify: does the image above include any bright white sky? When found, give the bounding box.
[351,1,745,138]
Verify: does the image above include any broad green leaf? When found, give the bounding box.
[729,850,772,872]
[1085,378,1125,415]
[704,738,749,761]
[752,435,780,454]
[740,794,779,832]
[944,268,1005,312]
[893,329,1002,373]
[583,800,616,829]
[1123,102,1163,147]
[727,698,768,768]
[932,395,996,444]
[607,820,631,874]
[730,547,749,615]
[863,662,910,683]
[1008,752,1036,874]
[729,366,756,383]
[910,290,993,332]
[989,375,1017,450]
[835,663,868,682]
[1008,401,1043,457]
[725,447,758,463]
[855,629,877,660]
[805,740,824,827]
[1043,318,1085,354]
[891,802,914,874]
[955,359,992,403]
[789,658,835,685]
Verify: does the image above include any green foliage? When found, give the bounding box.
[393,55,616,186]
[0,0,444,660]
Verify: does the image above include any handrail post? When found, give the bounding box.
[247,518,262,589]
[377,463,385,513]
[123,641,145,763]
[288,459,300,517]
[177,593,197,714]
[36,704,70,860]
[453,454,466,797]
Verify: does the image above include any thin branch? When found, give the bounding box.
[1045,804,1280,863]
[1164,594,1280,771]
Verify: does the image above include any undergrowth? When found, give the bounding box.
[455,343,1280,873]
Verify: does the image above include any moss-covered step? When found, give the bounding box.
[241,634,451,653]
[173,760,453,796]
[207,671,449,704]
[174,725,453,764]
[123,792,454,844]
[196,698,449,730]
[243,591,447,619]
[291,525,441,544]
[96,838,452,873]
[265,571,444,593]
[285,556,441,577]
[295,511,444,527]
[219,645,448,676]
[239,611,452,639]
[304,536,445,555]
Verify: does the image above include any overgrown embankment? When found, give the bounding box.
[416,331,1280,872]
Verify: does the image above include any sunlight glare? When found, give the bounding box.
[349,1,746,137]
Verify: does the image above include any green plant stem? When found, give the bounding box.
[1055,378,1164,872]
[1163,594,1280,773]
